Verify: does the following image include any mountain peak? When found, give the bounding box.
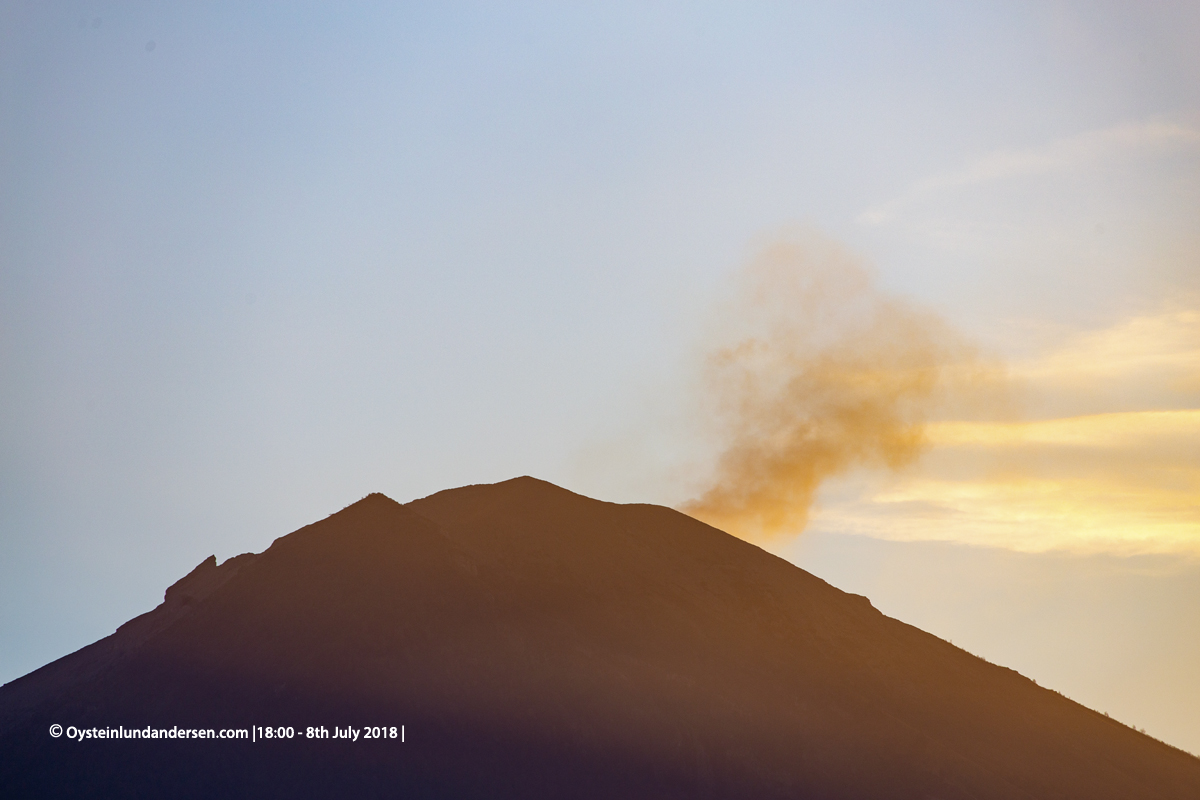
[2,478,1197,798]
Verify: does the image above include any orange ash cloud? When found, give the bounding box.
[682,235,988,541]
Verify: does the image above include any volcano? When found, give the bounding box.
[2,477,1197,798]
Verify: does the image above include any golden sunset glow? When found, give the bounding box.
[813,410,1199,555]
[926,409,1200,448]
[1011,308,1200,404]
[678,240,1200,557]
[791,305,1200,556]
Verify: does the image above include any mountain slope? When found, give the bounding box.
[2,477,1197,798]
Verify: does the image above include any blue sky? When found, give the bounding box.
[3,1,1198,752]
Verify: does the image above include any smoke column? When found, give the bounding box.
[682,234,981,541]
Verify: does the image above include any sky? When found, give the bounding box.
[2,1,1198,753]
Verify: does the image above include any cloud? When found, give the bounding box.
[679,234,989,542]
[1012,308,1200,399]
[860,119,1200,226]
[829,416,1200,556]
[809,308,1200,556]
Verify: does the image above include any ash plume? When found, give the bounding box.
[682,233,984,541]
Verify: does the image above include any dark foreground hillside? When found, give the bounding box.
[2,477,1197,798]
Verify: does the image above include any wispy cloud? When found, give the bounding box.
[811,308,1200,556]
[833,412,1200,555]
[1012,309,1200,389]
[860,119,1200,226]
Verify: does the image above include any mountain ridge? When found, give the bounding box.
[2,477,1197,798]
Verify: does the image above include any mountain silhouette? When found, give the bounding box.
[2,477,1198,798]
